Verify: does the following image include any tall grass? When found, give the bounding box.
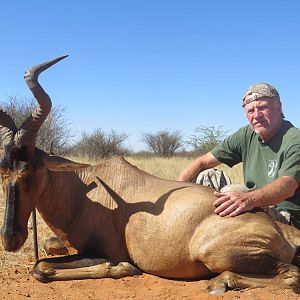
[127,156,243,183]
[0,155,243,268]
[71,155,244,183]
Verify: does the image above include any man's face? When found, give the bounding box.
[243,94,283,141]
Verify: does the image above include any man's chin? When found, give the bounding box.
[253,127,268,138]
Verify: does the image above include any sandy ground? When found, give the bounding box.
[1,257,300,300]
[0,218,300,299]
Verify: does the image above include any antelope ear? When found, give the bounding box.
[43,154,90,171]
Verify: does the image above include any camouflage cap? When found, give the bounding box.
[242,83,280,107]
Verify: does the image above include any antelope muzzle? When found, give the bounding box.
[0,183,27,252]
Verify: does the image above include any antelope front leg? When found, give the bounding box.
[32,254,142,282]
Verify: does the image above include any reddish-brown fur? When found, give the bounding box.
[1,56,300,294]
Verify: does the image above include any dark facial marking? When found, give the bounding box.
[0,144,30,172]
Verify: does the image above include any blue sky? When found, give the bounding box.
[1,1,300,151]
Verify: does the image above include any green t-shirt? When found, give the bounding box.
[211,120,300,228]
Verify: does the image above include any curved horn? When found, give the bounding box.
[14,55,68,147]
[0,110,17,146]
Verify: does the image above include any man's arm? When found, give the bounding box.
[213,176,299,217]
[177,152,221,182]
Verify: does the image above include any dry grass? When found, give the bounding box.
[127,156,243,183]
[70,155,244,183]
[128,156,196,180]
[0,155,243,268]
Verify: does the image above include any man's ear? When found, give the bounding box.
[43,154,90,171]
[276,100,282,111]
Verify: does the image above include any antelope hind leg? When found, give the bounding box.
[32,254,142,282]
[208,262,300,294]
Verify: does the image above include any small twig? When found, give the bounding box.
[32,208,39,263]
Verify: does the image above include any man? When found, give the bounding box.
[178,83,300,228]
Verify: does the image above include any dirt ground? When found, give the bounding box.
[0,218,300,299]
[1,257,300,300]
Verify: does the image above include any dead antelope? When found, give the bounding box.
[1,56,300,294]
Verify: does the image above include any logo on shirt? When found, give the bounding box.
[268,160,278,178]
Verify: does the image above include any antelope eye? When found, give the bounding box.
[19,162,30,174]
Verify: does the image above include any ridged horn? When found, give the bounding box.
[0,110,17,146]
[14,55,68,147]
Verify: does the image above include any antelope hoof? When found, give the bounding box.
[208,271,236,294]
[32,260,56,283]
[110,262,142,278]
[44,237,69,256]
[208,283,227,294]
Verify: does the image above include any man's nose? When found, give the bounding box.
[253,108,262,118]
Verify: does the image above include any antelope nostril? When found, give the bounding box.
[1,230,26,252]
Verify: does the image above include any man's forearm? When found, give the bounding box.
[250,176,299,207]
[177,152,220,182]
[177,159,204,182]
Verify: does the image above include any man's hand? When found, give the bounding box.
[212,176,298,217]
[213,191,255,217]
